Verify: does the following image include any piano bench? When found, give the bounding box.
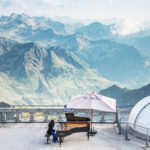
[45,134,51,144]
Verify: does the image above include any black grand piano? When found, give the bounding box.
[55,113,90,146]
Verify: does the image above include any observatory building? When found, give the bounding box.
[128,96,150,134]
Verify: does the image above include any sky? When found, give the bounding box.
[0,0,150,21]
[0,0,150,34]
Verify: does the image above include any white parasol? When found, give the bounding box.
[67,92,116,129]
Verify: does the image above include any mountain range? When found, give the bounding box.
[1,13,150,105]
[0,37,112,105]
[50,33,150,88]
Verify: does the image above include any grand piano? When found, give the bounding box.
[55,113,90,146]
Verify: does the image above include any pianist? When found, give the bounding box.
[46,120,58,143]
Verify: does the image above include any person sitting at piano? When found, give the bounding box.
[46,120,58,143]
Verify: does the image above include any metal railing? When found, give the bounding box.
[0,107,116,123]
[116,110,150,147]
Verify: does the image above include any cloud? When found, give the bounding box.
[112,18,145,35]
[0,0,75,10]
[108,0,119,5]
[0,0,80,18]
[0,0,150,27]
[0,0,12,7]
[42,0,71,8]
[109,0,113,5]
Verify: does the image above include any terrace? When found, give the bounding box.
[0,105,149,150]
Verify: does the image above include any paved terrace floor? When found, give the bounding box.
[0,123,149,150]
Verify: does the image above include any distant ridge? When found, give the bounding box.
[99,83,150,106]
[54,33,150,88]
[0,102,10,107]
[76,21,114,40]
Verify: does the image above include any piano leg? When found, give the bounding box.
[87,131,90,140]
[59,137,63,147]
[47,136,49,144]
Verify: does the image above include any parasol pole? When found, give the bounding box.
[91,109,93,131]
[91,91,94,131]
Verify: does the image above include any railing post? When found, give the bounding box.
[16,112,20,122]
[118,118,122,134]
[59,113,62,122]
[125,123,129,140]
[116,109,122,135]
[116,109,119,127]
[101,112,105,122]
[116,110,118,124]
[30,112,34,123]
[2,112,6,122]
[146,129,149,147]
[44,113,48,123]
[0,112,1,122]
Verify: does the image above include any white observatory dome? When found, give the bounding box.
[128,96,150,134]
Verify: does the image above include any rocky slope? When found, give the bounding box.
[0,38,112,105]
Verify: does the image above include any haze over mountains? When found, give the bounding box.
[52,34,150,87]
[0,13,150,105]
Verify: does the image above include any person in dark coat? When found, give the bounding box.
[46,120,58,142]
